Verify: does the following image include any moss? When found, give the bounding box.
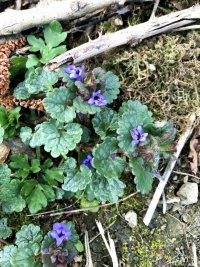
[120,220,189,266]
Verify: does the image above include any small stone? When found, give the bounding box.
[177,182,198,205]
[148,64,156,72]
[124,210,137,228]
[114,18,123,26]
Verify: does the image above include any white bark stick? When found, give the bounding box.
[0,0,126,36]
[45,4,200,70]
[143,113,196,226]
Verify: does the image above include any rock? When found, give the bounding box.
[124,210,137,228]
[177,182,198,205]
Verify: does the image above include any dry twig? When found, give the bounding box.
[27,192,137,217]
[96,220,118,267]
[192,243,198,267]
[46,4,200,70]
[143,113,197,226]
[0,0,126,36]
[85,231,94,267]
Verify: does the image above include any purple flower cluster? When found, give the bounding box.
[50,222,72,247]
[88,90,107,107]
[82,154,93,169]
[130,126,148,146]
[65,64,85,82]
[65,64,107,107]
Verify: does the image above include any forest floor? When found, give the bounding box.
[1,0,200,266]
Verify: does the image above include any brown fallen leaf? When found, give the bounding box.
[188,125,200,175]
[0,142,10,163]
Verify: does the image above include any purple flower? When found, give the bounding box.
[110,153,117,160]
[65,64,85,82]
[50,222,72,247]
[82,154,93,169]
[88,90,107,107]
[130,125,148,146]
[132,151,138,157]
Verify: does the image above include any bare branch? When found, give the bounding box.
[45,4,200,71]
[0,0,126,36]
[149,0,160,20]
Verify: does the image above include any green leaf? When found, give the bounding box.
[73,96,101,114]
[0,164,11,184]
[15,224,43,247]
[40,45,66,64]
[27,35,45,52]
[92,108,118,139]
[62,163,92,193]
[26,55,39,68]
[11,243,41,267]
[30,119,82,158]
[0,218,12,239]
[21,179,37,197]
[75,240,84,252]
[43,87,76,123]
[23,182,55,213]
[80,197,99,212]
[81,126,91,143]
[41,159,53,171]
[0,125,4,143]
[9,55,27,80]
[25,67,58,94]
[102,71,120,104]
[93,137,125,179]
[13,81,31,100]
[20,127,32,144]
[86,174,125,203]
[30,159,41,173]
[0,245,17,267]
[129,157,153,194]
[117,111,151,154]
[0,179,26,213]
[0,106,8,127]
[43,20,67,48]
[61,157,77,173]
[119,100,153,119]
[9,154,30,178]
[44,167,64,186]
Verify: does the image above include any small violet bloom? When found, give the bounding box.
[110,153,117,160]
[130,125,148,146]
[88,90,107,107]
[82,154,93,169]
[65,64,85,82]
[50,222,72,247]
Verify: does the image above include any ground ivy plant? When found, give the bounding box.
[0,221,83,267]
[0,60,176,217]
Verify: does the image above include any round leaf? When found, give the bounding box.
[43,87,76,123]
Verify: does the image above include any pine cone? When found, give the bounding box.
[0,36,26,102]
[13,98,45,111]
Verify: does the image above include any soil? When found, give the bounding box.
[1,0,200,266]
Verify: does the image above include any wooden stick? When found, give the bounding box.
[96,220,118,267]
[192,243,198,267]
[45,4,200,70]
[27,191,137,217]
[149,0,160,20]
[0,0,126,36]
[85,231,94,267]
[143,113,196,226]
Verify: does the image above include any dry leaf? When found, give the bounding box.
[188,126,200,174]
[0,142,10,163]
